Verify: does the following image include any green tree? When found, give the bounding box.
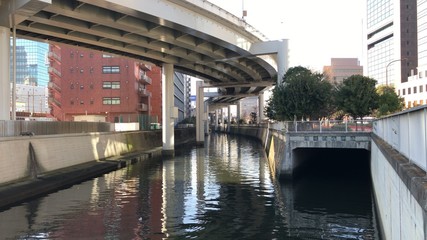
[335,75,379,120]
[376,85,404,117]
[266,66,333,121]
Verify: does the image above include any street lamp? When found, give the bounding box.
[386,58,408,86]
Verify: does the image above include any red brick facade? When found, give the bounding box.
[48,44,162,124]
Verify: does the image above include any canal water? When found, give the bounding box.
[0,133,381,239]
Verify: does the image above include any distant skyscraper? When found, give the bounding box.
[10,39,49,86]
[395,0,427,108]
[174,72,192,123]
[323,58,363,85]
[366,0,417,86]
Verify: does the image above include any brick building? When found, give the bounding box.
[48,44,162,126]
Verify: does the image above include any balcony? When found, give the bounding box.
[139,71,152,85]
[48,81,61,93]
[139,63,152,71]
[48,51,61,62]
[137,103,148,112]
[138,88,151,97]
[48,97,61,107]
[48,67,62,77]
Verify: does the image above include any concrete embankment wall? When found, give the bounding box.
[229,124,427,239]
[0,130,162,185]
[228,125,287,178]
[371,134,426,240]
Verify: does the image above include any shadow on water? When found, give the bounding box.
[280,148,382,239]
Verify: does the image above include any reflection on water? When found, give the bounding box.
[0,134,380,239]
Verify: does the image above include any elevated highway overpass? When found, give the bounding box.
[0,0,288,154]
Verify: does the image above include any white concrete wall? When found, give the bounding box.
[30,133,129,172]
[0,131,161,184]
[0,137,31,183]
[371,142,425,240]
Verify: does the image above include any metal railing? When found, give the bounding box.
[0,121,113,137]
[268,120,374,133]
[373,105,427,171]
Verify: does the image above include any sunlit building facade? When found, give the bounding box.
[366,0,417,86]
[48,44,162,125]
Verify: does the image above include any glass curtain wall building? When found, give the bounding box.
[174,72,191,123]
[366,0,417,86]
[10,39,49,86]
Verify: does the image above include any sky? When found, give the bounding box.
[207,0,366,72]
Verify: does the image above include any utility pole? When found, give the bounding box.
[242,0,247,20]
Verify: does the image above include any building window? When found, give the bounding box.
[90,67,94,73]
[403,89,406,95]
[70,83,74,89]
[80,100,84,105]
[398,90,401,95]
[408,88,411,94]
[420,85,424,93]
[102,81,120,89]
[102,66,120,74]
[90,83,94,89]
[90,98,94,104]
[70,99,74,105]
[414,86,417,94]
[103,54,113,58]
[80,85,84,89]
[103,97,120,105]
[80,68,84,73]
[420,71,423,78]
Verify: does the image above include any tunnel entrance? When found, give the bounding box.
[286,148,380,238]
[292,148,371,180]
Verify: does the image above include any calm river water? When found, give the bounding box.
[0,133,381,239]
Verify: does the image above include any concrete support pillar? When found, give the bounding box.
[227,105,231,131]
[277,39,289,84]
[162,63,175,156]
[220,108,224,130]
[258,93,265,124]
[237,101,241,124]
[204,101,209,135]
[11,27,16,120]
[249,39,289,85]
[196,81,205,145]
[0,26,10,120]
[215,109,219,130]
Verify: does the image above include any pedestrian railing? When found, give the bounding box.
[268,120,373,133]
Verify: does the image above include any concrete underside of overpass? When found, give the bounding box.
[0,0,289,153]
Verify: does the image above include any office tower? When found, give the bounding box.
[366,0,417,86]
[397,0,427,107]
[10,39,49,86]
